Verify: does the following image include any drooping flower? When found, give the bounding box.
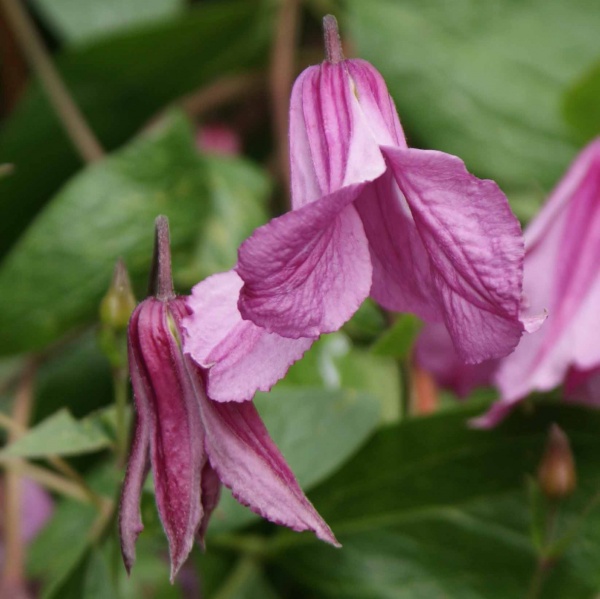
[119,217,337,582]
[236,15,529,364]
[475,138,600,425]
[414,139,600,426]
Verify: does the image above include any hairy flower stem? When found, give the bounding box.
[0,0,104,163]
[323,14,344,64]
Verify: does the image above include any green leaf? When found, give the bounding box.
[563,60,600,143]
[31,0,184,45]
[272,404,600,598]
[372,314,423,359]
[0,113,270,356]
[0,0,273,255]
[2,408,112,458]
[208,387,381,534]
[33,332,113,423]
[210,558,281,599]
[28,463,119,596]
[282,333,400,422]
[177,154,270,284]
[343,0,600,190]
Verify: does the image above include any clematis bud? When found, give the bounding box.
[236,14,528,365]
[100,259,136,331]
[537,425,576,500]
[120,216,337,582]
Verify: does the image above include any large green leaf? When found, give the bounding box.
[0,0,273,255]
[272,404,600,598]
[2,408,112,458]
[0,113,270,355]
[343,0,599,191]
[563,60,600,143]
[31,0,184,45]
[208,387,381,535]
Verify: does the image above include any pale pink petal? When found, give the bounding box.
[564,367,600,407]
[192,370,339,547]
[414,322,497,398]
[289,62,387,208]
[183,271,313,402]
[496,139,600,404]
[381,146,525,363]
[237,185,372,339]
[131,300,205,581]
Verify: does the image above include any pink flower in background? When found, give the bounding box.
[195,124,241,157]
[0,477,53,560]
[475,138,600,426]
[120,218,336,582]
[415,139,600,426]
[236,15,529,364]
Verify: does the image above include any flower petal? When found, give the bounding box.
[495,139,600,404]
[289,62,386,208]
[237,186,372,338]
[131,300,205,580]
[119,309,154,574]
[380,146,525,363]
[193,371,339,547]
[414,322,497,398]
[196,461,222,547]
[183,271,313,402]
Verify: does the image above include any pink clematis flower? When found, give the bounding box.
[415,139,600,426]
[119,217,337,582]
[236,15,529,364]
[474,138,600,426]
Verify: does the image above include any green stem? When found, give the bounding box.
[212,555,259,599]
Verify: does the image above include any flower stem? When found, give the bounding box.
[323,14,344,64]
[270,0,300,205]
[1,359,35,588]
[0,0,104,163]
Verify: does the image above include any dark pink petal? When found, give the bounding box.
[196,461,222,547]
[289,62,387,208]
[564,367,600,406]
[192,369,338,547]
[183,271,312,402]
[380,146,525,363]
[354,169,440,323]
[119,309,154,574]
[414,322,497,398]
[237,186,372,338]
[131,299,205,581]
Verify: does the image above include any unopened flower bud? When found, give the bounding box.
[538,424,576,500]
[100,259,137,331]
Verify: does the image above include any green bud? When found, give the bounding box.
[538,424,576,500]
[100,259,137,331]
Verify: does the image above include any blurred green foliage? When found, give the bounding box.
[1,0,599,597]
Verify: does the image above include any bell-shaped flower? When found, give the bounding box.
[475,138,600,425]
[236,15,528,364]
[415,139,600,426]
[119,217,337,582]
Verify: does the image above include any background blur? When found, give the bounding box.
[1,0,600,597]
